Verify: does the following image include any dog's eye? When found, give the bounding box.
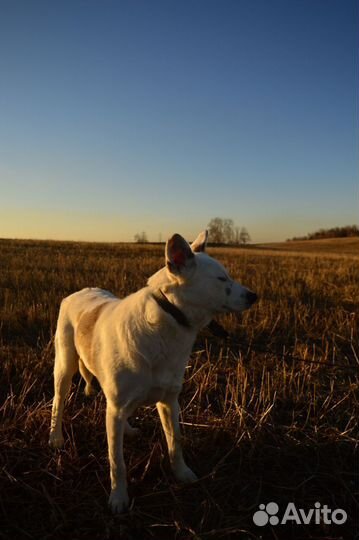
[217,277,227,282]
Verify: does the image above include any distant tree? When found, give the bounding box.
[208,217,225,243]
[208,218,251,245]
[308,225,359,239]
[239,227,251,245]
[223,218,235,244]
[134,231,148,243]
[287,225,359,242]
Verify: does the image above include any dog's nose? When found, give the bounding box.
[246,291,258,305]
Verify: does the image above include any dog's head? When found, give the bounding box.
[149,231,257,315]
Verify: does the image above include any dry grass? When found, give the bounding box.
[0,238,358,540]
[255,236,359,257]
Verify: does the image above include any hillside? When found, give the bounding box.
[255,236,359,257]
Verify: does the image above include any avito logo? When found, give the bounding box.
[253,502,347,526]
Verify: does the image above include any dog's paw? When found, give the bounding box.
[174,464,198,484]
[48,432,64,449]
[108,489,129,514]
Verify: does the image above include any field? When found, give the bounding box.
[0,237,358,540]
[256,237,359,257]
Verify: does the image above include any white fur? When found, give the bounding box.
[49,231,256,513]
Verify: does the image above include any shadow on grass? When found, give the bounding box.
[0,416,356,540]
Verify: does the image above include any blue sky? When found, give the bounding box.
[0,0,357,242]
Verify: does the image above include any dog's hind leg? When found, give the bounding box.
[79,359,95,396]
[49,324,78,448]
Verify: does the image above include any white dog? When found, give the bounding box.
[49,231,257,512]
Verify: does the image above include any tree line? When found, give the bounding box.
[288,225,359,241]
[134,218,251,245]
[207,218,251,245]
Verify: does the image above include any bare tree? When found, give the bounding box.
[207,217,225,243]
[223,219,235,244]
[208,218,251,245]
[134,231,148,243]
[239,227,251,245]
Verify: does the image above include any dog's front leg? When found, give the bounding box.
[106,402,129,513]
[157,394,198,483]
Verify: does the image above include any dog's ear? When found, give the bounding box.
[166,234,195,274]
[191,230,208,253]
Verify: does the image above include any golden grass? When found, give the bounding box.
[0,238,358,539]
[256,236,359,256]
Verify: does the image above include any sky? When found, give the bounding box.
[0,0,358,243]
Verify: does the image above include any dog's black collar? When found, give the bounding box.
[151,289,191,329]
